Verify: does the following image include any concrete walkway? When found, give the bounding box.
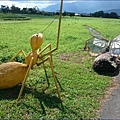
[100,74,120,119]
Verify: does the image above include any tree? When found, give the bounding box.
[63,11,67,16]
[11,4,16,13]
[10,4,20,13]
[93,11,99,17]
[103,13,110,18]
[1,5,10,13]
[98,11,104,17]
[21,8,28,14]
[109,12,118,18]
[92,10,119,19]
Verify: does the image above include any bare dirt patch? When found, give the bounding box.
[58,52,90,64]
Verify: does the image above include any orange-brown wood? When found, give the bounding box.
[0,0,63,101]
[30,33,43,51]
[0,62,28,89]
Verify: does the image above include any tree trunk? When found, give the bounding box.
[93,52,119,76]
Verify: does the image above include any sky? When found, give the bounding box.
[0,0,119,9]
[0,0,74,9]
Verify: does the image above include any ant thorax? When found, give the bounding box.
[25,51,38,66]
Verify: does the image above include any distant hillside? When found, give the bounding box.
[41,1,120,15]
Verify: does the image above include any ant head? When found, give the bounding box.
[30,33,43,51]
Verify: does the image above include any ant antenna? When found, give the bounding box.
[41,16,58,33]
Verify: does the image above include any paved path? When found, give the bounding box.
[100,74,120,119]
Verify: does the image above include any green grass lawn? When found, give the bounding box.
[0,14,120,119]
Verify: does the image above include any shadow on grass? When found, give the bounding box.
[0,83,85,118]
[0,85,21,100]
[24,89,64,115]
[0,83,64,115]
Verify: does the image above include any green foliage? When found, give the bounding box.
[0,15,119,119]
[92,10,119,18]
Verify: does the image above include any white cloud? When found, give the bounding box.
[0,1,58,9]
[0,0,79,9]
[1,0,116,10]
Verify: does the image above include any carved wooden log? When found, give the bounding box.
[93,52,119,76]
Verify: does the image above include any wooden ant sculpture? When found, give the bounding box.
[0,0,63,101]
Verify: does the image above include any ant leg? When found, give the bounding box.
[42,62,50,87]
[10,50,26,62]
[38,48,49,86]
[41,56,50,87]
[38,44,52,86]
[37,57,62,101]
[49,56,62,102]
[17,57,34,100]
